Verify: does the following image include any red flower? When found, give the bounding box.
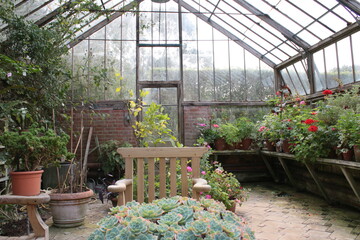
[304,119,317,125]
[311,112,317,115]
[308,125,318,132]
[322,89,333,95]
[276,91,281,96]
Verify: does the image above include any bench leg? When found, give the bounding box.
[27,205,49,240]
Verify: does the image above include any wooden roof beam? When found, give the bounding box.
[173,0,275,68]
[233,0,310,50]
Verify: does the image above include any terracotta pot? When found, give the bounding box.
[354,145,360,162]
[227,202,236,213]
[214,138,227,151]
[10,170,44,196]
[49,189,94,228]
[342,148,354,161]
[282,139,291,153]
[240,138,253,150]
[265,140,276,151]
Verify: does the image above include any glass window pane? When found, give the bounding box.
[121,41,136,99]
[337,37,354,84]
[314,50,327,91]
[198,41,214,101]
[167,48,180,81]
[230,42,246,101]
[139,48,152,81]
[324,44,339,88]
[183,41,199,101]
[214,40,230,101]
[245,52,261,101]
[352,32,360,82]
[160,88,177,105]
[260,61,275,101]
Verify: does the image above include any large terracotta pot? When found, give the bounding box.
[342,148,354,161]
[354,145,360,162]
[10,170,44,196]
[214,138,227,151]
[282,139,291,153]
[49,189,94,228]
[240,138,253,150]
[265,140,276,151]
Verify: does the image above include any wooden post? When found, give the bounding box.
[304,162,331,203]
[340,167,360,202]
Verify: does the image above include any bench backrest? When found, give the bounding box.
[118,147,208,203]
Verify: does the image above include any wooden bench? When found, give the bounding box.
[0,193,50,240]
[108,147,211,206]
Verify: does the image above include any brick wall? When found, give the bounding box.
[69,104,212,161]
[183,106,212,146]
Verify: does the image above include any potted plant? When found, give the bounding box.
[202,162,248,211]
[256,113,282,151]
[335,111,360,161]
[235,117,255,150]
[219,122,241,150]
[0,126,72,196]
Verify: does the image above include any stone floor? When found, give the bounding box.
[239,182,360,240]
[42,182,360,239]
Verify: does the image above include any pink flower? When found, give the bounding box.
[201,171,206,175]
[200,192,203,195]
[6,72,12,77]
[332,128,336,131]
[205,195,211,199]
[276,91,281,96]
[213,124,219,128]
[295,97,301,101]
[186,166,192,172]
[198,123,206,127]
[300,101,306,105]
[258,126,267,132]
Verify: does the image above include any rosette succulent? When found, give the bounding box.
[88,196,255,240]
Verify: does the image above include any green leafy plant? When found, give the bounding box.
[219,123,240,146]
[128,90,181,147]
[0,126,73,171]
[235,117,255,140]
[97,140,132,178]
[335,111,360,151]
[88,196,255,240]
[201,161,248,210]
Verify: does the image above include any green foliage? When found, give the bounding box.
[235,117,256,140]
[97,140,132,177]
[202,162,249,210]
[129,90,181,147]
[88,196,255,240]
[335,111,360,149]
[219,123,240,145]
[0,126,73,171]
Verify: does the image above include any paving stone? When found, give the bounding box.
[304,230,331,239]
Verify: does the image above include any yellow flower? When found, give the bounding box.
[116,87,121,92]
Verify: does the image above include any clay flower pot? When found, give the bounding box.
[10,170,44,196]
[49,189,94,228]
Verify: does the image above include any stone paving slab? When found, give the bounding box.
[238,182,360,240]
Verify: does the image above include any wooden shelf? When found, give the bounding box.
[260,150,360,204]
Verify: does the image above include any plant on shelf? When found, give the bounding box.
[219,122,241,148]
[335,111,360,157]
[88,196,255,240]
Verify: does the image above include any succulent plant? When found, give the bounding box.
[88,196,255,240]
[138,204,164,220]
[154,197,180,211]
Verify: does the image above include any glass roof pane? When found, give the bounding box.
[296,30,320,46]
[277,1,314,26]
[288,0,330,19]
[318,11,348,33]
[333,5,357,23]
[305,21,335,39]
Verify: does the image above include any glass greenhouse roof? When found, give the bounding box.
[4,0,360,67]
